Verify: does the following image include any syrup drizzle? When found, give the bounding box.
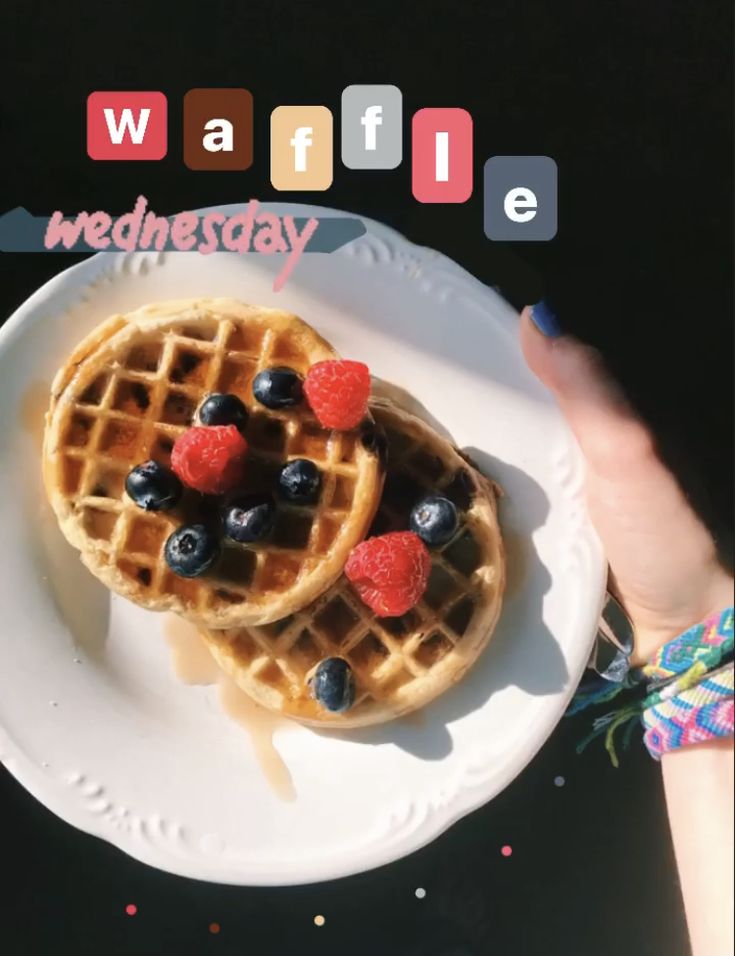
[164,616,296,802]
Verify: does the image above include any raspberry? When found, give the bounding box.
[345,531,431,617]
[171,425,248,495]
[303,360,371,430]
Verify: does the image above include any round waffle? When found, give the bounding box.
[201,397,505,728]
[42,298,385,627]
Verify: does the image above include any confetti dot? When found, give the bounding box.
[209,922,220,935]
[554,775,565,787]
[501,845,513,857]
[125,904,137,916]
[415,887,426,899]
[314,915,325,927]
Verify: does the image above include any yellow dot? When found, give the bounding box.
[314,915,325,927]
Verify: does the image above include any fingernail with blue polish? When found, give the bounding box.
[530,299,562,338]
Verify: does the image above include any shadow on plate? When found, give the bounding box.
[313,451,567,760]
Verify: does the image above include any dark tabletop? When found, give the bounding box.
[0,3,731,954]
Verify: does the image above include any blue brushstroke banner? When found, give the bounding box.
[0,205,365,254]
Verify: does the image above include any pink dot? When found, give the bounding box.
[501,845,513,857]
[125,904,137,916]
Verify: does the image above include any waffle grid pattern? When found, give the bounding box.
[52,315,367,616]
[210,410,503,719]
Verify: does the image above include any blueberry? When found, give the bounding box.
[223,494,276,543]
[410,495,459,546]
[276,459,321,503]
[164,524,221,578]
[311,657,355,713]
[252,367,303,409]
[125,460,182,512]
[198,393,248,431]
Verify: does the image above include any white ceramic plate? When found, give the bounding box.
[0,202,605,885]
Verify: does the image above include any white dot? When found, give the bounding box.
[313,915,325,927]
[554,775,565,787]
[415,887,426,899]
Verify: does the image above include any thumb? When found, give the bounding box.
[520,304,654,474]
[520,301,731,658]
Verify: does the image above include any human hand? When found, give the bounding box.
[520,302,732,664]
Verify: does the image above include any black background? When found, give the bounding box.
[0,2,731,954]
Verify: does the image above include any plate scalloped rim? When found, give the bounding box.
[0,202,605,885]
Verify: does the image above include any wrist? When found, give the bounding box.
[630,569,734,666]
[661,732,734,764]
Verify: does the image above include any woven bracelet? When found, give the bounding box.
[642,661,734,759]
[571,606,733,765]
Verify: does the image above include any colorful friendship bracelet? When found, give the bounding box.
[643,662,734,760]
[571,606,734,765]
[641,606,733,758]
[641,607,733,759]
[642,607,733,682]
[643,607,734,708]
